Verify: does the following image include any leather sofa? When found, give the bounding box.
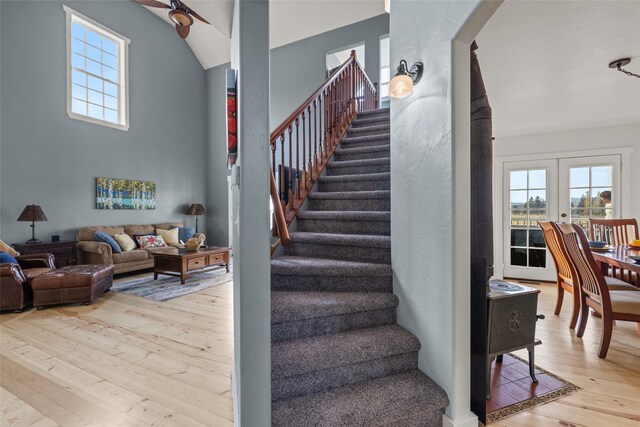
[0,253,55,312]
[76,222,202,274]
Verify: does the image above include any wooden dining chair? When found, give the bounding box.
[552,222,640,358]
[539,221,580,329]
[589,218,639,245]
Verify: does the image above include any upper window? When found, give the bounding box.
[379,36,390,103]
[64,6,130,130]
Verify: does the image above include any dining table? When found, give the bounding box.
[591,244,640,287]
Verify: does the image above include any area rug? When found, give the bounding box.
[486,353,580,423]
[111,267,232,301]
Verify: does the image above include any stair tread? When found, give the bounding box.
[272,325,419,380]
[289,232,390,248]
[328,157,390,168]
[297,211,390,221]
[342,133,390,144]
[271,291,398,324]
[271,256,391,277]
[272,370,449,427]
[348,124,390,133]
[351,117,390,127]
[335,144,390,155]
[356,109,390,118]
[308,190,390,200]
[319,172,390,182]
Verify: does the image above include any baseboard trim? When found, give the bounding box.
[443,412,479,427]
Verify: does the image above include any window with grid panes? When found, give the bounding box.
[65,6,129,130]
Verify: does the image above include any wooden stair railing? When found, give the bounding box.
[270,50,378,246]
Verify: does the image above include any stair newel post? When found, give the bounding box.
[295,117,300,201]
[279,134,286,213]
[374,82,379,109]
[270,140,277,237]
[288,125,294,210]
[301,112,307,191]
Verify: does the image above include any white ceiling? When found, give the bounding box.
[476,0,640,137]
[140,0,383,70]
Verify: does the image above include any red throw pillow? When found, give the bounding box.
[136,234,167,249]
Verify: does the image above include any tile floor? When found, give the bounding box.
[486,353,566,413]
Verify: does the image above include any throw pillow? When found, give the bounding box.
[114,233,136,252]
[0,251,18,264]
[178,226,195,243]
[132,233,156,248]
[95,231,122,253]
[0,240,19,257]
[156,227,179,245]
[136,235,167,249]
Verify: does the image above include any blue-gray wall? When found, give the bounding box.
[270,14,389,129]
[0,0,207,244]
[205,62,231,247]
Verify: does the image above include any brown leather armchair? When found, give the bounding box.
[1,253,55,312]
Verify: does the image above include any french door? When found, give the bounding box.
[502,155,621,281]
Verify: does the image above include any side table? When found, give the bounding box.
[13,241,78,268]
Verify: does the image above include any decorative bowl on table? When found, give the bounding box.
[588,241,607,249]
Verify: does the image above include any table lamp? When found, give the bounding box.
[17,204,48,244]
[186,203,206,233]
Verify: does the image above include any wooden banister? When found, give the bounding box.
[270,50,378,245]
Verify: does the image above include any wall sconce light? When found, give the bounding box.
[389,60,423,99]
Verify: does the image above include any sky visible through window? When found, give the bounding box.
[70,20,120,124]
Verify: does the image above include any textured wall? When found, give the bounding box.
[270,13,389,129]
[0,1,207,244]
[205,62,232,246]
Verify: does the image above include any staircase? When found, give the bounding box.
[271,109,449,426]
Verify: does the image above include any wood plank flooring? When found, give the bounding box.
[1,274,234,427]
[491,281,640,426]
[1,277,639,426]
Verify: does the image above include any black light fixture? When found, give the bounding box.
[389,60,424,99]
[17,204,48,244]
[609,57,640,79]
[186,203,206,233]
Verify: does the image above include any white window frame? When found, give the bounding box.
[379,35,390,105]
[64,5,130,131]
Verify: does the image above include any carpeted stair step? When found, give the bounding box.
[334,144,390,161]
[347,124,390,137]
[308,190,390,211]
[355,108,390,119]
[297,211,390,235]
[272,325,419,402]
[341,133,390,149]
[318,173,390,192]
[271,291,398,342]
[284,232,390,264]
[350,116,390,128]
[271,256,392,292]
[326,158,390,175]
[272,370,448,427]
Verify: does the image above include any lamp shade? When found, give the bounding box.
[17,204,48,222]
[389,74,414,99]
[186,203,206,216]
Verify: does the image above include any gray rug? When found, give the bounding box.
[111,267,232,301]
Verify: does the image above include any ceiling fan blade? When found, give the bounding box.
[175,24,190,39]
[132,0,171,9]
[189,10,210,25]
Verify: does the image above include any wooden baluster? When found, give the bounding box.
[323,89,328,163]
[314,97,319,175]
[295,117,300,200]
[308,105,312,185]
[279,134,285,209]
[374,82,379,109]
[301,112,306,190]
[288,126,293,210]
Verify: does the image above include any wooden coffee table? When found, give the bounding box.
[153,246,231,285]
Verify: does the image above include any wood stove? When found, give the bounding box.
[486,280,544,399]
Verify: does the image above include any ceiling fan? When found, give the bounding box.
[133,0,210,39]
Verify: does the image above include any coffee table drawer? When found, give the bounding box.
[187,256,207,270]
[208,253,226,265]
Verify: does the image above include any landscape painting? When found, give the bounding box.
[96,178,156,210]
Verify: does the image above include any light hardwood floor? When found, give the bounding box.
[1,274,234,427]
[1,278,639,426]
[491,281,640,426]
